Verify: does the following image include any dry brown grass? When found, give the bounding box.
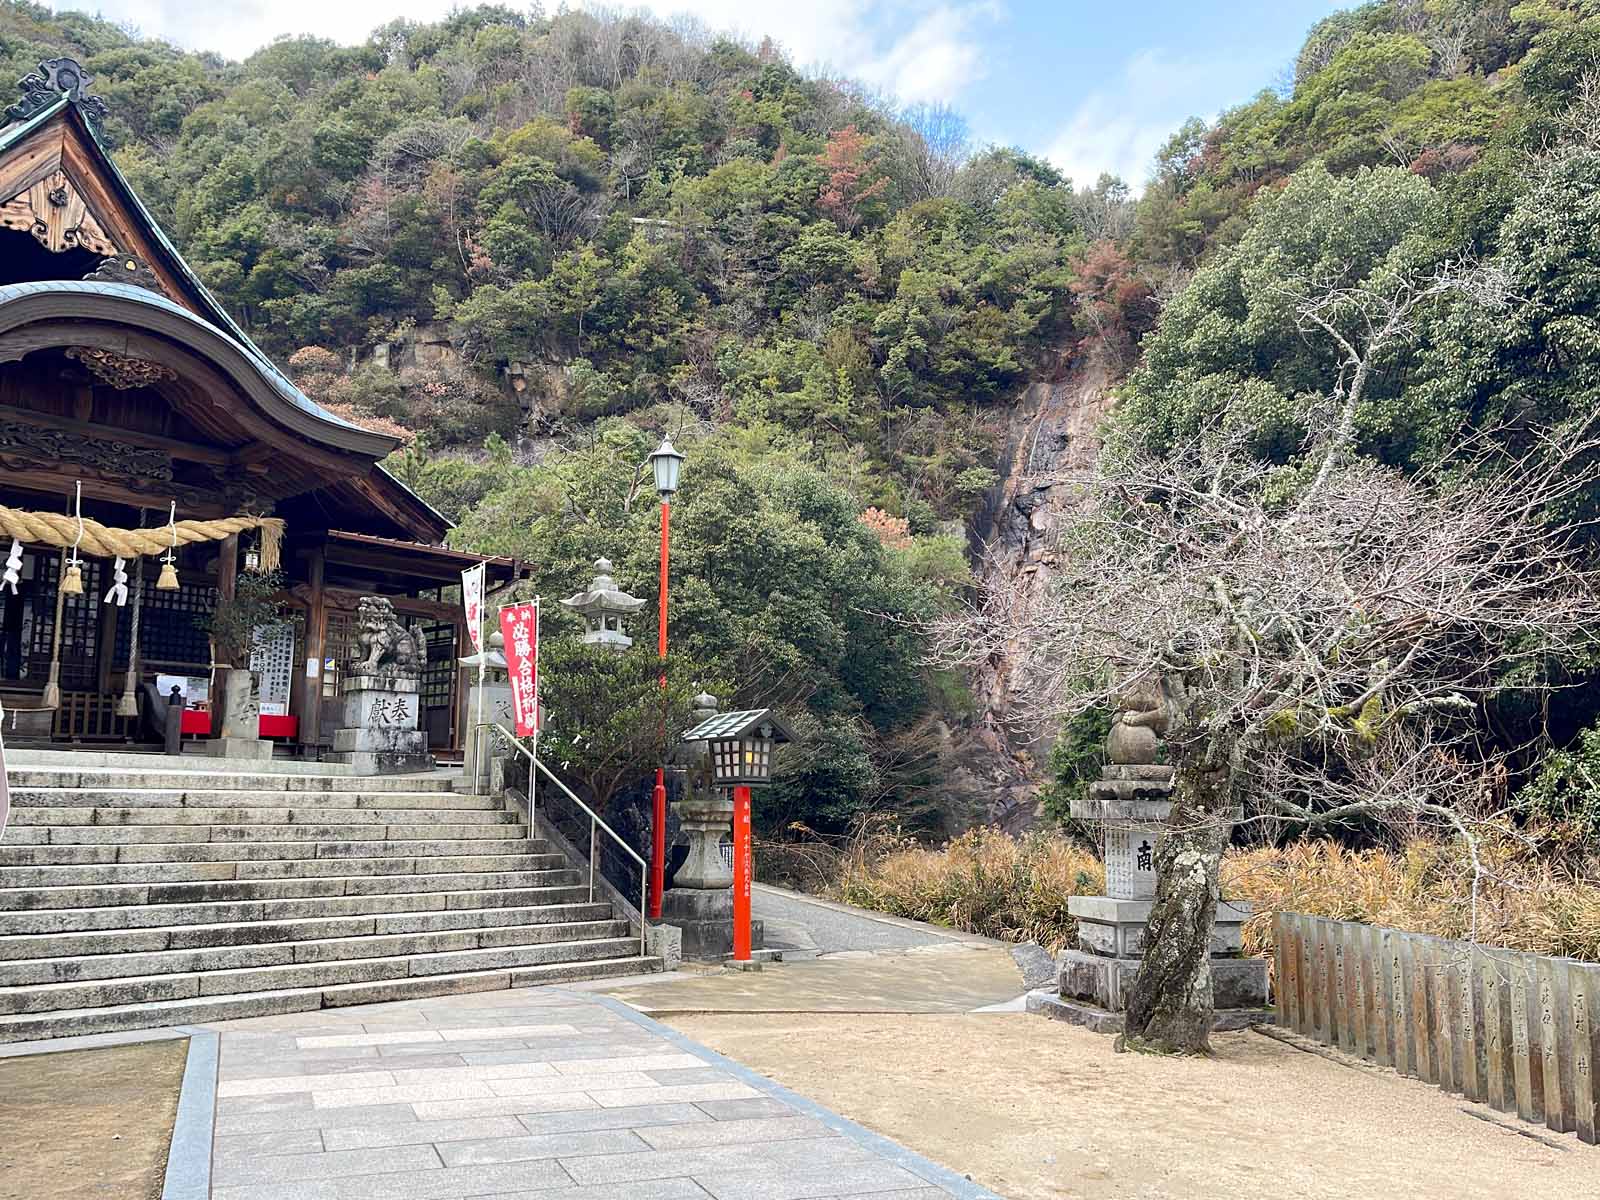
[1224,838,1600,961]
[830,827,1104,947]
[806,826,1600,960]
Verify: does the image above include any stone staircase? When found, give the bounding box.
[0,751,659,1042]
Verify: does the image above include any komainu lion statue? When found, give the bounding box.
[350,596,427,679]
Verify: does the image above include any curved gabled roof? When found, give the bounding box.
[0,279,401,458]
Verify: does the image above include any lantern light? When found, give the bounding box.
[648,436,685,499]
[681,708,794,786]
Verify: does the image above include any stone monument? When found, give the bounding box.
[459,628,513,785]
[329,596,433,775]
[659,692,764,960]
[203,666,271,761]
[1031,690,1269,1031]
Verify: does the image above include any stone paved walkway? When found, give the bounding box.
[202,985,990,1200]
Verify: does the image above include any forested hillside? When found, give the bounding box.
[5,0,1600,839]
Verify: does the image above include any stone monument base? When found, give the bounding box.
[202,736,273,762]
[1026,989,1273,1034]
[328,675,433,776]
[659,888,764,961]
[1057,946,1270,1013]
[1070,896,1254,959]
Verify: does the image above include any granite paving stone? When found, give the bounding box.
[198,985,979,1200]
[213,1128,329,1158]
[514,1102,713,1136]
[214,1143,444,1186]
[320,1115,528,1151]
[645,1067,733,1086]
[434,1128,645,1166]
[635,1116,830,1149]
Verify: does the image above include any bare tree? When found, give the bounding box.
[932,259,1600,1054]
[900,102,971,201]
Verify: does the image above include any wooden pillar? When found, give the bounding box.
[211,533,239,738]
[453,616,469,753]
[95,595,118,696]
[300,545,327,756]
[216,534,239,608]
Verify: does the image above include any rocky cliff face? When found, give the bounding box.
[961,346,1116,832]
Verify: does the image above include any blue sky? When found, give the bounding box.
[56,0,1343,187]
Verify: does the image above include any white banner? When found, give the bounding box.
[462,562,486,653]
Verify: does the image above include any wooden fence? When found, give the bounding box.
[1274,912,1600,1144]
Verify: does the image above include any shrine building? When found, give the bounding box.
[0,59,523,758]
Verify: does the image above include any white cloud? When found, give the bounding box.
[51,0,998,109]
[1043,47,1258,191]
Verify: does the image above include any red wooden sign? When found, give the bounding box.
[733,785,752,961]
[499,601,540,737]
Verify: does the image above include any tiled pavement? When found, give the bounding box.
[203,985,988,1200]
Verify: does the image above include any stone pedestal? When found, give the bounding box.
[203,667,271,762]
[660,788,768,960]
[1046,756,1269,1031]
[462,680,513,783]
[329,675,432,775]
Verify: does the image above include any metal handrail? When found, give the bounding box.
[473,723,648,958]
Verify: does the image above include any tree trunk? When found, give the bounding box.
[1122,750,1231,1054]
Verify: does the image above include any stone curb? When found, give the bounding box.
[0,1023,217,1200]
[162,1025,219,1200]
[587,991,1008,1200]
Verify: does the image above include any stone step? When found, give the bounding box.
[5,789,500,810]
[0,867,583,910]
[4,748,367,775]
[0,884,595,935]
[6,805,517,827]
[0,852,564,887]
[0,936,643,1014]
[4,768,459,792]
[0,837,551,866]
[1,821,529,845]
[1,919,630,985]
[0,901,617,959]
[0,955,662,1044]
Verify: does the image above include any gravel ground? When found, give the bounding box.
[670,1011,1600,1200]
[0,1038,186,1200]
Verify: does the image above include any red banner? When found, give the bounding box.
[499,601,540,737]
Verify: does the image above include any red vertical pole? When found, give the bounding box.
[732,785,752,961]
[649,498,669,919]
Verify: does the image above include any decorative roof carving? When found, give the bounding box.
[65,345,178,391]
[5,58,107,136]
[0,170,116,255]
[0,415,173,480]
[85,253,162,292]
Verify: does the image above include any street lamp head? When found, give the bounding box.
[648,436,685,499]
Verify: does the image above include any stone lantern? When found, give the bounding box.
[459,628,510,783]
[659,691,765,960]
[1029,693,1269,1032]
[559,558,645,649]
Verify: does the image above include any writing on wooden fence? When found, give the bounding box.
[1275,912,1600,1144]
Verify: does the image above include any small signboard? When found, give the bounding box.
[498,600,540,738]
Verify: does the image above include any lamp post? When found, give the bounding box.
[681,708,793,961]
[646,436,684,919]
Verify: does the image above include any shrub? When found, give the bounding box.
[832,826,1103,948]
[812,828,1600,961]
